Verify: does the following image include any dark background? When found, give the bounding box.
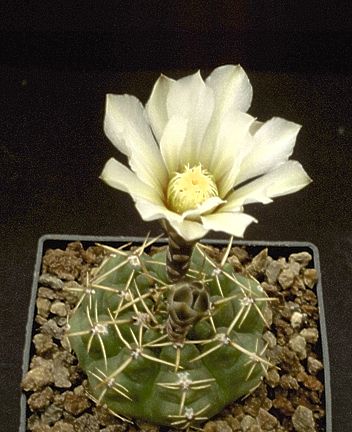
[1,2,351,431]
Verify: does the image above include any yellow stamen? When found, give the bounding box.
[167,164,218,214]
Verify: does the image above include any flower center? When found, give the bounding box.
[167,164,218,214]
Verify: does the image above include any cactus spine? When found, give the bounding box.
[66,236,272,428]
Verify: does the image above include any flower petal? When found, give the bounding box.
[135,199,208,241]
[159,115,188,175]
[145,73,175,142]
[201,211,257,238]
[249,120,264,135]
[104,94,168,194]
[205,64,253,116]
[100,158,161,203]
[222,160,312,209]
[235,117,301,185]
[166,71,214,168]
[135,198,179,222]
[170,219,209,242]
[206,110,255,197]
[182,196,225,220]
[200,65,253,172]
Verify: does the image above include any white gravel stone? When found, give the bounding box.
[291,311,304,329]
[50,301,67,317]
[263,331,277,348]
[300,327,319,344]
[289,335,307,359]
[307,356,323,374]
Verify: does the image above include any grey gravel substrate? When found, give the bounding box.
[21,241,326,432]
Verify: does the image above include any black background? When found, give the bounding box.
[1,2,351,431]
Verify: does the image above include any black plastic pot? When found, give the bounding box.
[20,235,332,431]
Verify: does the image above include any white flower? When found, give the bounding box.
[100,65,312,242]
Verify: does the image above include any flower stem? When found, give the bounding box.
[162,222,196,282]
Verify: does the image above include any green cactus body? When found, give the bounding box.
[67,240,271,428]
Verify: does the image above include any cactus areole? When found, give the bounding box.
[66,237,272,428]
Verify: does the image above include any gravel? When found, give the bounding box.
[22,241,326,431]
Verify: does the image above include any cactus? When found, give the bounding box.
[66,236,272,429]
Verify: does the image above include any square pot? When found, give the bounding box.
[20,235,332,431]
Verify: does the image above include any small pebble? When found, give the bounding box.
[247,248,268,277]
[225,416,241,431]
[53,392,66,409]
[257,407,278,430]
[57,317,68,326]
[51,421,75,432]
[33,333,55,355]
[28,387,54,411]
[39,273,65,290]
[35,315,48,326]
[41,403,63,425]
[289,252,312,267]
[263,304,273,327]
[73,412,100,432]
[280,374,299,390]
[244,396,262,417]
[54,350,76,366]
[248,425,261,432]
[93,405,124,427]
[27,414,41,430]
[265,260,283,284]
[41,319,66,339]
[64,392,91,415]
[73,384,87,396]
[227,254,243,272]
[100,426,128,432]
[204,420,232,432]
[307,356,323,374]
[301,303,319,318]
[240,415,257,431]
[22,360,54,391]
[290,312,304,329]
[288,260,301,276]
[263,331,276,349]
[300,327,319,344]
[38,287,57,300]
[303,268,318,288]
[53,365,71,388]
[137,421,159,432]
[231,246,249,263]
[289,335,307,360]
[30,355,51,369]
[32,425,51,432]
[42,249,82,281]
[292,405,315,432]
[36,298,51,318]
[303,375,324,392]
[82,245,105,264]
[278,268,295,289]
[50,301,67,317]
[273,394,294,416]
[62,281,82,305]
[291,277,306,294]
[266,369,280,388]
[61,336,71,351]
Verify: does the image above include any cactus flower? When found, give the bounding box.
[101,65,311,241]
